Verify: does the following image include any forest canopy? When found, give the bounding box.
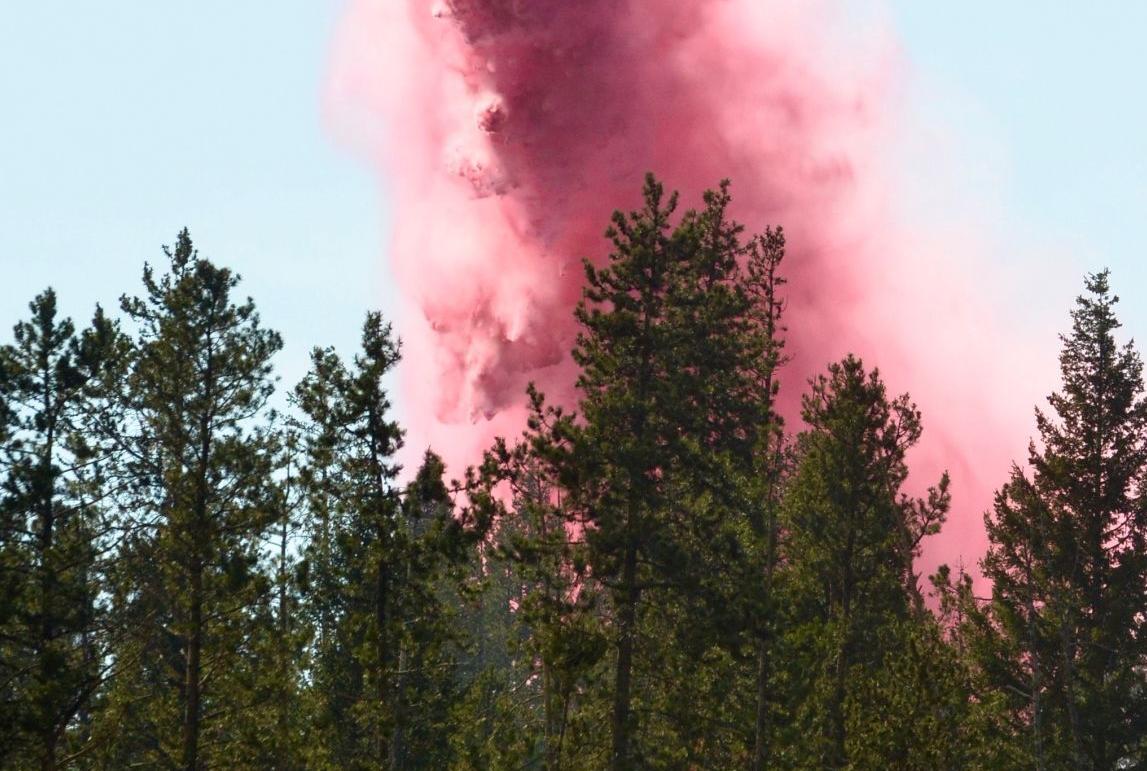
[2,175,1145,770]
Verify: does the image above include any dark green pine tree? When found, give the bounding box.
[928,564,1029,769]
[228,424,311,770]
[0,290,117,770]
[291,344,344,698]
[980,270,1147,770]
[781,356,949,769]
[561,174,782,768]
[92,231,282,769]
[738,226,789,771]
[389,450,483,768]
[461,386,606,770]
[293,313,404,770]
[295,312,484,770]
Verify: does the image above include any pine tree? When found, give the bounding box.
[569,174,685,769]
[979,270,1147,769]
[781,355,949,768]
[291,344,344,719]
[227,424,311,769]
[389,450,482,768]
[468,386,606,770]
[295,312,485,769]
[550,174,785,767]
[293,314,403,769]
[0,290,117,770]
[929,564,1029,769]
[739,227,789,771]
[93,231,282,769]
[18,182,1147,768]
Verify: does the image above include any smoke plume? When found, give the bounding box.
[327,0,1055,575]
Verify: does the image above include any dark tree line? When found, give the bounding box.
[2,176,1146,769]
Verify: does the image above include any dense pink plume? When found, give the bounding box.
[326,0,1053,579]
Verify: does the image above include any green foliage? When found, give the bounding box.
[975,270,1147,769]
[294,313,485,770]
[4,181,1145,770]
[92,230,283,768]
[573,175,797,768]
[0,290,116,769]
[780,355,950,768]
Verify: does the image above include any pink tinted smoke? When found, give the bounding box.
[327,0,1051,579]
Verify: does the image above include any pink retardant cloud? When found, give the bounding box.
[326,0,1057,581]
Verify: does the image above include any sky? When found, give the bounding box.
[894,3,1147,302]
[0,1,391,395]
[1,1,1145,408]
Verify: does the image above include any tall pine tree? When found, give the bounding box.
[781,356,949,768]
[295,312,485,769]
[980,270,1147,769]
[0,291,117,769]
[548,174,787,767]
[93,231,282,769]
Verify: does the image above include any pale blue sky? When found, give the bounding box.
[1,3,1145,394]
[0,1,389,391]
[894,3,1147,303]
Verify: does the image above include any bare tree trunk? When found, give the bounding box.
[1024,558,1045,771]
[375,556,390,766]
[182,561,203,771]
[751,635,770,771]
[1059,619,1085,769]
[610,543,639,771]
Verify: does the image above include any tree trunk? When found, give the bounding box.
[751,474,779,771]
[1024,558,1045,771]
[277,495,291,765]
[610,542,639,771]
[388,642,407,771]
[543,661,560,771]
[182,560,203,771]
[40,745,57,771]
[388,551,413,771]
[750,634,770,771]
[37,507,58,771]
[38,380,59,771]
[183,335,214,771]
[375,553,390,766]
[1059,618,1085,769]
[830,635,847,769]
[828,576,852,770]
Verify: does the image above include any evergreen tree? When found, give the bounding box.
[228,424,311,769]
[979,270,1147,769]
[462,387,606,770]
[93,231,282,769]
[547,174,785,767]
[0,290,117,769]
[389,451,481,768]
[781,356,949,768]
[295,313,484,769]
[929,564,1029,770]
[739,227,789,771]
[569,174,689,769]
[293,314,403,769]
[12,184,1147,770]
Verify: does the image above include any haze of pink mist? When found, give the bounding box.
[326,0,1054,581]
